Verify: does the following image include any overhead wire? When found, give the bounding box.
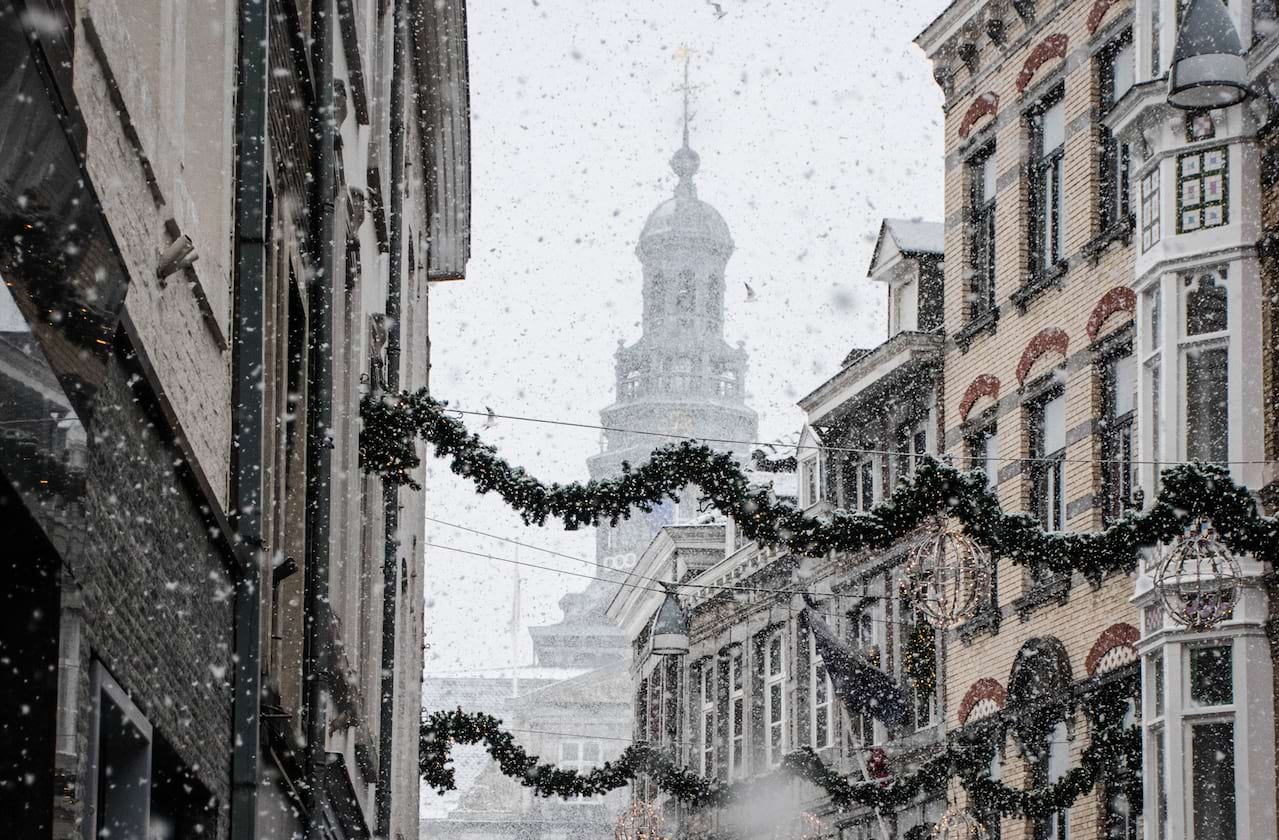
[439,405,1276,467]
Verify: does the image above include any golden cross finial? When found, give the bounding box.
[672,45,701,148]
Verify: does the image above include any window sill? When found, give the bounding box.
[1011,264,1065,312]
[1081,215,1135,263]
[954,307,1000,353]
[1011,574,1072,622]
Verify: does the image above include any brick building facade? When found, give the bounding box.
[0,1,469,838]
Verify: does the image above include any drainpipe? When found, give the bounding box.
[376,0,407,835]
[229,1,270,839]
[303,0,337,835]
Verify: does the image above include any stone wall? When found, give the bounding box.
[58,352,235,840]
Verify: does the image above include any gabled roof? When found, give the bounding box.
[867,218,944,278]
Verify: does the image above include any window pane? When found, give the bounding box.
[1043,394,1066,454]
[982,153,997,202]
[1113,40,1135,101]
[733,697,743,735]
[1191,722,1237,840]
[733,653,743,689]
[769,635,782,674]
[1041,100,1065,152]
[583,742,601,762]
[1190,646,1234,706]
[1115,352,1137,416]
[770,684,782,723]
[561,742,579,761]
[1186,272,1228,336]
[1186,346,1228,462]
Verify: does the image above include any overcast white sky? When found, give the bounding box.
[422,0,951,676]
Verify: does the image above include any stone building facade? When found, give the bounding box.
[0,1,469,838]
[606,223,948,840]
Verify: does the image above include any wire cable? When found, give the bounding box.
[439,405,1276,467]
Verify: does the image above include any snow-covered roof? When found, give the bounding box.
[884,218,943,254]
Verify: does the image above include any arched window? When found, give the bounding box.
[1007,638,1075,840]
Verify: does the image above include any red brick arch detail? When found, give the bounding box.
[1087,0,1121,33]
[1086,287,1136,341]
[958,678,1007,725]
[958,92,1000,139]
[959,374,1001,423]
[1085,623,1140,675]
[1016,33,1069,93]
[1016,327,1070,385]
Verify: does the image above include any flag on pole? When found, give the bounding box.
[800,603,908,728]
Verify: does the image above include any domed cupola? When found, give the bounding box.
[637,139,734,261]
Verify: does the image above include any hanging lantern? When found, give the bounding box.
[932,804,991,840]
[1154,520,1243,630]
[649,582,690,655]
[905,518,991,629]
[1167,0,1251,110]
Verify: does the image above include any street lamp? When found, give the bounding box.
[649,582,689,656]
[1167,0,1251,110]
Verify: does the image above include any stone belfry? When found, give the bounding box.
[587,55,759,577]
[528,57,757,668]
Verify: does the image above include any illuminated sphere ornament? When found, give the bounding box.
[1154,520,1243,630]
[905,518,991,629]
[932,805,991,840]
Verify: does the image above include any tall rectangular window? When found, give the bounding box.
[967,424,999,489]
[730,650,745,778]
[1186,642,1237,840]
[970,146,997,319]
[700,665,715,776]
[1141,169,1161,251]
[1030,391,1067,531]
[1100,344,1137,523]
[1180,269,1230,463]
[765,630,785,766]
[1099,30,1134,232]
[810,634,832,749]
[802,458,819,507]
[1177,147,1229,233]
[1030,90,1067,278]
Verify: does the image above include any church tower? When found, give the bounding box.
[528,67,758,668]
[588,74,759,577]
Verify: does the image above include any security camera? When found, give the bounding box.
[156,235,198,282]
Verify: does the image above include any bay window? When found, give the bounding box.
[970,146,997,319]
[1180,269,1229,463]
[1030,89,1066,279]
[1141,169,1161,252]
[1186,644,1238,840]
[802,457,820,508]
[766,629,786,766]
[1029,390,1067,532]
[1176,147,1228,234]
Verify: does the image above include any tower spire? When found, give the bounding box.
[670,46,701,198]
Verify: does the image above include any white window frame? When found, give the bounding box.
[810,632,833,750]
[700,663,715,777]
[559,740,603,803]
[1177,267,1230,465]
[801,458,819,508]
[730,648,746,779]
[765,629,786,767]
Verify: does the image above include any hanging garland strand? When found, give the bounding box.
[420,693,1140,818]
[361,390,1278,579]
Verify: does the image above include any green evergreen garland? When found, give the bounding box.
[361,389,1278,580]
[420,686,1140,818]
